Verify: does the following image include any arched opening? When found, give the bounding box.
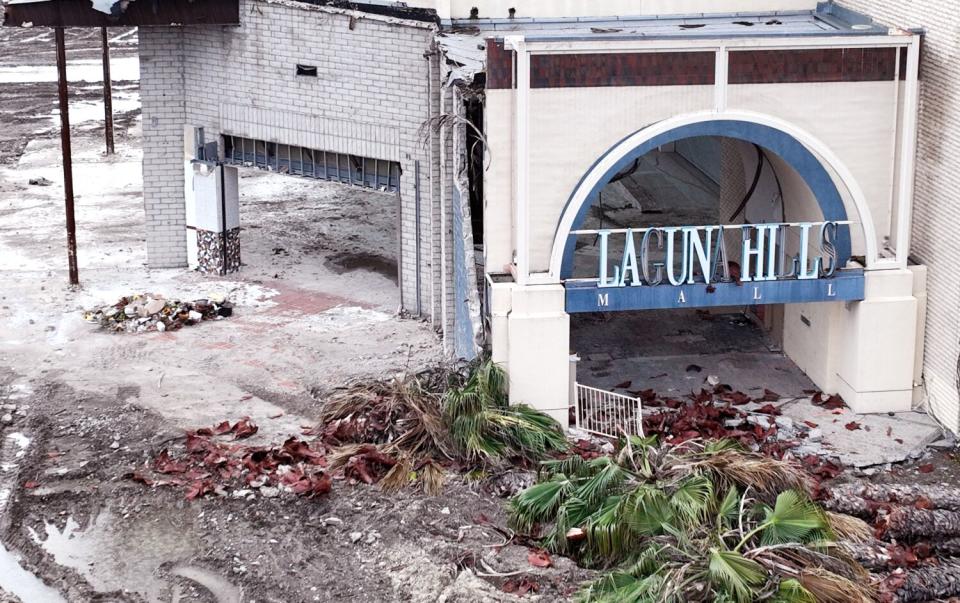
[550,114,878,280]
[560,122,869,402]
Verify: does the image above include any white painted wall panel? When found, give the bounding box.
[727,81,899,250]
[525,85,714,272]
[838,0,960,432]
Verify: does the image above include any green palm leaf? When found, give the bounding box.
[715,485,741,530]
[771,579,817,603]
[585,495,633,560]
[760,490,832,546]
[575,456,629,508]
[510,477,573,533]
[670,474,714,524]
[623,486,676,536]
[707,548,766,603]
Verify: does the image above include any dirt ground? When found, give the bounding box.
[0,26,597,602]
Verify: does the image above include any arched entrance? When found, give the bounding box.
[553,114,875,426]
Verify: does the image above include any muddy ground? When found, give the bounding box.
[0,26,595,603]
[1,373,594,602]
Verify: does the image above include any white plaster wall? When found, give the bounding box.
[526,85,715,272]
[484,89,515,273]
[727,81,900,252]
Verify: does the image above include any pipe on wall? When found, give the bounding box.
[425,50,437,327]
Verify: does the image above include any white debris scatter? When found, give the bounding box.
[48,90,140,126]
[304,306,392,333]
[6,433,30,457]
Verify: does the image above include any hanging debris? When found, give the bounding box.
[84,293,233,333]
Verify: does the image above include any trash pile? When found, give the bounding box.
[84,293,233,333]
[128,417,332,500]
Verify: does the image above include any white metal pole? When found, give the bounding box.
[895,35,921,268]
[507,36,530,285]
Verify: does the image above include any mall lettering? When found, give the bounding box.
[596,221,841,288]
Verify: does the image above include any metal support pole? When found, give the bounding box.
[55,27,79,286]
[100,27,114,155]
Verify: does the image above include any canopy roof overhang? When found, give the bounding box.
[1,0,240,27]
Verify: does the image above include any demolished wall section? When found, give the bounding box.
[451,86,483,360]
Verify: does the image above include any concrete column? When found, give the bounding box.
[833,269,919,413]
[184,162,241,275]
[506,283,571,427]
[487,275,514,366]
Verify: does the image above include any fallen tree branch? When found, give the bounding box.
[831,483,960,511]
[882,558,960,602]
[883,507,960,541]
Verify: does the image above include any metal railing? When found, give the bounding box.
[574,383,644,438]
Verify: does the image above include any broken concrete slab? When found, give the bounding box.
[780,398,943,467]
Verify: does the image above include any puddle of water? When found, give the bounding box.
[0,542,66,603]
[324,251,398,282]
[32,506,200,602]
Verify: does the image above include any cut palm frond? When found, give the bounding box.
[798,567,876,603]
[510,438,871,602]
[825,511,873,544]
[445,359,567,462]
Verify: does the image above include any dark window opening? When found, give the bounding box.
[296,64,318,77]
[464,96,485,245]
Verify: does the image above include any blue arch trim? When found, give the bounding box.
[559,120,852,279]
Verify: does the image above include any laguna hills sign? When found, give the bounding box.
[565,221,865,312]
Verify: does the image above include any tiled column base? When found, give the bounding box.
[196,228,241,275]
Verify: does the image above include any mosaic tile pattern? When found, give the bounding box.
[530,51,716,88]
[196,228,241,275]
[486,39,513,89]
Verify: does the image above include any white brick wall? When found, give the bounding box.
[139,27,188,268]
[840,1,960,431]
[139,0,447,324]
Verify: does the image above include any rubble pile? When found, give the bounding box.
[0,402,27,426]
[629,385,844,479]
[129,418,332,500]
[84,293,234,333]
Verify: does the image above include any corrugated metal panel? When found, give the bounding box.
[220,103,401,163]
[222,134,401,192]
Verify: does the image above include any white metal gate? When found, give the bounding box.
[573,383,644,438]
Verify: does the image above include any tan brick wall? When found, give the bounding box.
[841,1,960,431]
